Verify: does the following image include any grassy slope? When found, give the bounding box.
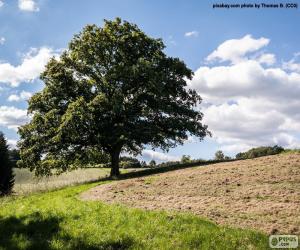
[0,181,269,250]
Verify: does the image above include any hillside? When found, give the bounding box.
[82,153,300,235]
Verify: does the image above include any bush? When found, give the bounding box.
[215,150,225,160]
[181,155,192,163]
[149,160,156,168]
[0,132,15,196]
[236,145,284,159]
[120,161,142,169]
[119,156,142,168]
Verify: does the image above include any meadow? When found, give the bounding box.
[1,153,299,249]
[0,181,268,250]
[13,168,112,195]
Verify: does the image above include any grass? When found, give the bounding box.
[13,168,129,195]
[0,181,270,250]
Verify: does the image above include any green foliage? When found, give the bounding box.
[149,160,157,167]
[0,183,268,249]
[18,18,209,177]
[0,132,15,196]
[181,155,192,163]
[214,150,225,160]
[236,145,284,159]
[119,156,142,168]
[81,148,110,166]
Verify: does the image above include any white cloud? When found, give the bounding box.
[283,56,300,73]
[0,1,3,8]
[184,31,199,37]
[188,35,300,154]
[0,37,5,45]
[142,149,180,162]
[18,0,39,12]
[8,90,32,102]
[7,139,18,149]
[256,53,276,65]
[206,34,269,64]
[0,47,59,87]
[283,62,300,73]
[190,60,300,103]
[0,106,29,130]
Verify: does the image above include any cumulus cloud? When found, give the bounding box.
[18,0,39,12]
[142,149,180,162]
[0,106,30,130]
[256,53,276,66]
[206,34,269,64]
[188,35,300,154]
[185,31,199,37]
[8,90,32,102]
[0,47,59,87]
[283,53,300,73]
[7,139,18,149]
[0,37,5,45]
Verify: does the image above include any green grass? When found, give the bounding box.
[0,181,270,250]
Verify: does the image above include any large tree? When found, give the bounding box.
[0,132,15,196]
[18,18,210,177]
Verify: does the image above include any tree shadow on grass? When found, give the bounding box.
[0,212,136,250]
[63,236,136,250]
[0,212,60,250]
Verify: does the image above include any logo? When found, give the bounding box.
[269,235,298,248]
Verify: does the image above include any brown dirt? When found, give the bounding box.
[81,153,300,235]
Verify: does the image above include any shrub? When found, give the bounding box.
[181,155,192,163]
[120,161,142,169]
[119,156,142,168]
[149,160,156,168]
[215,150,225,160]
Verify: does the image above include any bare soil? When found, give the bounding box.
[81,153,300,235]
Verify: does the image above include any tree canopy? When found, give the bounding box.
[18,18,210,177]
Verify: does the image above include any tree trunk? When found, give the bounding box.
[110,149,121,178]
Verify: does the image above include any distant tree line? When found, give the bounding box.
[75,145,288,170]
[235,145,284,159]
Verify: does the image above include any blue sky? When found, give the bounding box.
[1,0,300,162]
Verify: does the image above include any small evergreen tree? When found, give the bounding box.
[0,132,15,196]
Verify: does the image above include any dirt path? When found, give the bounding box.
[81,153,300,235]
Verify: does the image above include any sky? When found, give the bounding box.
[0,0,300,162]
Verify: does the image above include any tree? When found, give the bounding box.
[18,18,210,177]
[181,155,191,163]
[214,150,225,161]
[119,156,141,168]
[149,160,156,168]
[0,132,15,196]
